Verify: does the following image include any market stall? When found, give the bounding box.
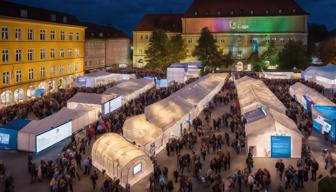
[312,106,336,141]
[167,61,202,84]
[303,64,336,90]
[91,133,153,187]
[123,114,163,156]
[76,71,136,88]
[104,79,155,104]
[67,92,122,116]
[0,118,31,149]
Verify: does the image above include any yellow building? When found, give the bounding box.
[0,1,85,106]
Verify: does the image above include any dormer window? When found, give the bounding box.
[217,11,221,16]
[99,32,103,37]
[194,11,198,16]
[172,24,176,28]
[292,8,296,13]
[205,11,209,16]
[278,9,283,14]
[20,9,28,18]
[51,14,56,22]
[250,10,254,15]
[62,16,67,23]
[266,10,269,14]
[230,10,234,15]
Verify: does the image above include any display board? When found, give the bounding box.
[0,133,10,145]
[133,163,142,175]
[156,79,168,88]
[36,121,72,153]
[271,136,291,158]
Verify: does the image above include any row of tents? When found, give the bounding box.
[91,73,229,187]
[0,78,155,152]
[235,76,303,159]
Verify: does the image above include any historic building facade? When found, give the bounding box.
[0,1,85,106]
[133,0,308,68]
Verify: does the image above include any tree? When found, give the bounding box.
[167,34,188,65]
[308,24,329,57]
[248,53,266,72]
[319,37,336,64]
[145,29,170,69]
[261,40,279,67]
[278,40,309,70]
[193,27,222,72]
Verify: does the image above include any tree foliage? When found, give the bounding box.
[261,40,279,66]
[145,29,187,69]
[278,40,309,70]
[319,37,336,64]
[248,53,266,72]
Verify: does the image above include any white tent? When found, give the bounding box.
[123,114,163,156]
[76,71,136,88]
[167,61,202,83]
[245,108,303,158]
[18,106,97,152]
[67,92,121,115]
[259,72,296,79]
[289,82,336,108]
[303,64,336,89]
[91,133,153,187]
[104,79,155,104]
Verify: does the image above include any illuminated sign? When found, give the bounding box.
[0,133,10,145]
[271,136,291,158]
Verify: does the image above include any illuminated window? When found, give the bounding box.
[20,9,28,18]
[76,32,80,40]
[266,10,269,14]
[50,66,55,76]
[292,9,296,13]
[75,48,80,57]
[40,48,46,59]
[16,49,22,62]
[2,49,9,63]
[194,11,198,16]
[15,70,22,83]
[278,9,282,14]
[250,10,254,15]
[40,67,46,78]
[28,49,34,61]
[69,32,73,40]
[15,28,21,40]
[217,11,221,16]
[50,48,55,58]
[40,29,46,40]
[51,14,56,21]
[28,28,34,40]
[68,48,72,57]
[60,31,65,40]
[2,71,10,85]
[1,26,8,40]
[230,10,234,15]
[28,68,34,80]
[63,16,67,23]
[60,65,64,75]
[60,48,65,58]
[50,30,56,40]
[75,63,79,72]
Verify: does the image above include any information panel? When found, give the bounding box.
[271,136,291,158]
[36,121,72,153]
[0,133,10,145]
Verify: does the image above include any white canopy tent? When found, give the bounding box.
[18,105,97,152]
[91,133,153,187]
[167,61,202,83]
[289,82,336,108]
[123,114,163,156]
[67,92,121,115]
[303,64,336,90]
[104,79,155,104]
[76,71,136,88]
[259,72,296,79]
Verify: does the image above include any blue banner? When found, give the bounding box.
[271,136,291,158]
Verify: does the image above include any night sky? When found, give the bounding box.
[7,0,336,36]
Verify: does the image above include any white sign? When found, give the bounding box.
[36,121,72,152]
[322,121,332,133]
[0,133,10,145]
[133,163,142,175]
[229,21,249,30]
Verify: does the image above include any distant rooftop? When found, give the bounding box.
[82,22,128,39]
[134,14,183,32]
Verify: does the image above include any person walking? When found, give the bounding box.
[311,159,319,181]
[90,170,98,190]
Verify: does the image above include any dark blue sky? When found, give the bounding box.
[8,0,336,36]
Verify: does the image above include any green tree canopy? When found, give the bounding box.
[248,53,266,72]
[319,37,336,64]
[261,40,279,66]
[278,40,309,70]
[167,34,188,65]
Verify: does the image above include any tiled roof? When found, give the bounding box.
[0,0,81,26]
[82,22,128,39]
[184,0,308,18]
[134,14,183,32]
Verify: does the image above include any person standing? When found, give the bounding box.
[275,160,285,181]
[90,171,98,190]
[247,174,254,192]
[311,159,319,181]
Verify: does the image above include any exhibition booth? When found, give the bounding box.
[67,92,122,116]
[17,106,97,153]
[167,61,202,84]
[76,71,136,88]
[289,82,335,112]
[312,106,336,141]
[104,79,155,104]
[303,64,336,90]
[92,133,153,187]
[123,114,163,156]
[0,119,31,149]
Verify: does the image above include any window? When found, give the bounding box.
[50,48,55,58]
[15,70,22,83]
[15,28,21,40]
[217,11,221,16]
[74,63,78,72]
[69,32,73,40]
[2,71,10,85]
[50,65,55,76]
[16,50,22,62]
[63,16,67,23]
[68,48,72,57]
[266,10,269,14]
[145,35,148,39]
[140,35,143,40]
[40,48,46,59]
[60,65,64,75]
[51,14,56,21]
[75,48,79,57]
[250,10,254,15]
[2,49,9,63]
[50,30,56,40]
[60,48,65,58]
[2,26,8,40]
[230,10,234,15]
[28,49,34,61]
[28,68,34,80]
[278,9,283,14]
[188,39,192,43]
[76,32,80,40]
[221,39,225,43]
[20,9,28,17]
[194,11,198,16]
[28,28,34,40]
[68,64,72,73]
[40,67,46,78]
[60,31,65,40]
[40,29,46,40]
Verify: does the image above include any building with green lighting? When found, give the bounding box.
[133,0,308,69]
